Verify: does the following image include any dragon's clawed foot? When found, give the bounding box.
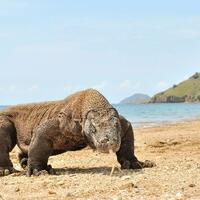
[27,164,56,177]
[0,167,19,176]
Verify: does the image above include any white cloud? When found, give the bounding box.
[175,29,200,39]
[63,81,108,95]
[29,85,39,92]
[155,81,170,92]
[64,85,74,92]
[63,85,85,94]
[0,1,29,17]
[119,80,141,90]
[93,80,108,90]
[9,85,16,92]
[0,87,4,92]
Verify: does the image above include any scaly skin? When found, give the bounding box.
[0,89,155,176]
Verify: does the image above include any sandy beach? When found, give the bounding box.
[0,119,200,200]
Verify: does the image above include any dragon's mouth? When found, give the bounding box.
[84,130,121,153]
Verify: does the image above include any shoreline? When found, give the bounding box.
[132,116,200,129]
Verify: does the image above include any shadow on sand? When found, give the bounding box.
[54,166,142,176]
[11,166,142,177]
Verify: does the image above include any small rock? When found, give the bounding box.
[65,192,72,197]
[42,181,48,187]
[48,190,56,195]
[175,192,183,199]
[121,175,131,181]
[189,184,196,187]
[57,180,65,186]
[120,182,135,190]
[186,164,191,169]
[69,174,76,177]
[112,195,122,200]
[15,188,20,192]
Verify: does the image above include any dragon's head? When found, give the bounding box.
[83,108,121,153]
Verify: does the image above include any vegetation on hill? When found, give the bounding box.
[151,72,200,103]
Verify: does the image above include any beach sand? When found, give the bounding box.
[0,120,200,200]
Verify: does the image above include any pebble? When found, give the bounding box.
[175,192,183,199]
[120,182,135,190]
[15,188,20,192]
[57,180,65,186]
[65,192,72,197]
[189,184,196,187]
[69,174,76,177]
[48,190,56,195]
[112,195,122,200]
[121,176,131,181]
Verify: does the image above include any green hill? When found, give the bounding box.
[120,93,151,104]
[151,72,200,103]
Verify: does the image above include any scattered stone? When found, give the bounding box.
[69,174,76,177]
[112,195,122,200]
[121,175,131,181]
[0,194,4,200]
[42,181,48,187]
[48,190,56,195]
[15,188,20,192]
[186,164,191,169]
[175,192,183,200]
[65,192,72,197]
[120,182,135,190]
[57,180,65,186]
[189,184,196,187]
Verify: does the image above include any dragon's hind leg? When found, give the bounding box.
[0,116,17,176]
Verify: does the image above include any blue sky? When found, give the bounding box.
[0,0,200,104]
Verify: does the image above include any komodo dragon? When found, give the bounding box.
[0,89,154,176]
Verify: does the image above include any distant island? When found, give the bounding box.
[150,72,200,103]
[119,93,151,104]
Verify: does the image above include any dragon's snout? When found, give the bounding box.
[96,134,121,153]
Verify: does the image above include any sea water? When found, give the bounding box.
[1,104,200,127]
[0,106,7,110]
[114,103,200,127]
